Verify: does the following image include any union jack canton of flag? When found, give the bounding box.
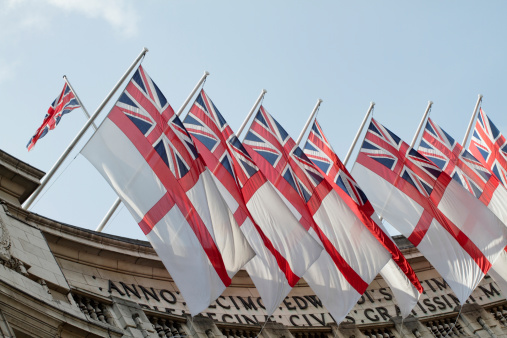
[469,108,507,187]
[27,83,81,151]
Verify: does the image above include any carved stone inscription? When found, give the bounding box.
[102,276,505,327]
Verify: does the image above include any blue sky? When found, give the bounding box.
[2,1,507,239]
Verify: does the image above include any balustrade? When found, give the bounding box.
[361,327,395,338]
[489,304,507,326]
[424,318,464,337]
[72,293,115,326]
[149,315,187,338]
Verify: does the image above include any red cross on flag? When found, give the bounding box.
[419,117,507,300]
[81,66,254,315]
[183,90,323,315]
[243,107,392,323]
[352,118,507,304]
[303,119,423,317]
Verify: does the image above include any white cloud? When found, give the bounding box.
[0,0,49,35]
[1,0,139,38]
[46,0,139,38]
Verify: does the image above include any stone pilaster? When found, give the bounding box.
[185,316,224,338]
[110,296,156,338]
[329,322,362,338]
[391,315,434,337]
[259,322,294,338]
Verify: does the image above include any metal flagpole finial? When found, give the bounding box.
[201,71,210,87]
[139,47,149,63]
[259,89,267,101]
[477,94,483,108]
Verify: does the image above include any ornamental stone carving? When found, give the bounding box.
[0,211,11,263]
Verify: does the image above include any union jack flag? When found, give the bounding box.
[27,83,81,151]
[353,118,507,304]
[469,108,507,186]
[419,117,497,202]
[304,120,423,297]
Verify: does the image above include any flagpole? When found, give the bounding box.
[95,70,210,232]
[23,47,149,210]
[237,89,267,137]
[343,102,375,166]
[410,101,433,148]
[295,99,323,146]
[461,94,483,149]
[63,76,98,131]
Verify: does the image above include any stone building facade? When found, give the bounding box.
[0,149,506,337]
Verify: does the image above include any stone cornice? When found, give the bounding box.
[0,150,45,205]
